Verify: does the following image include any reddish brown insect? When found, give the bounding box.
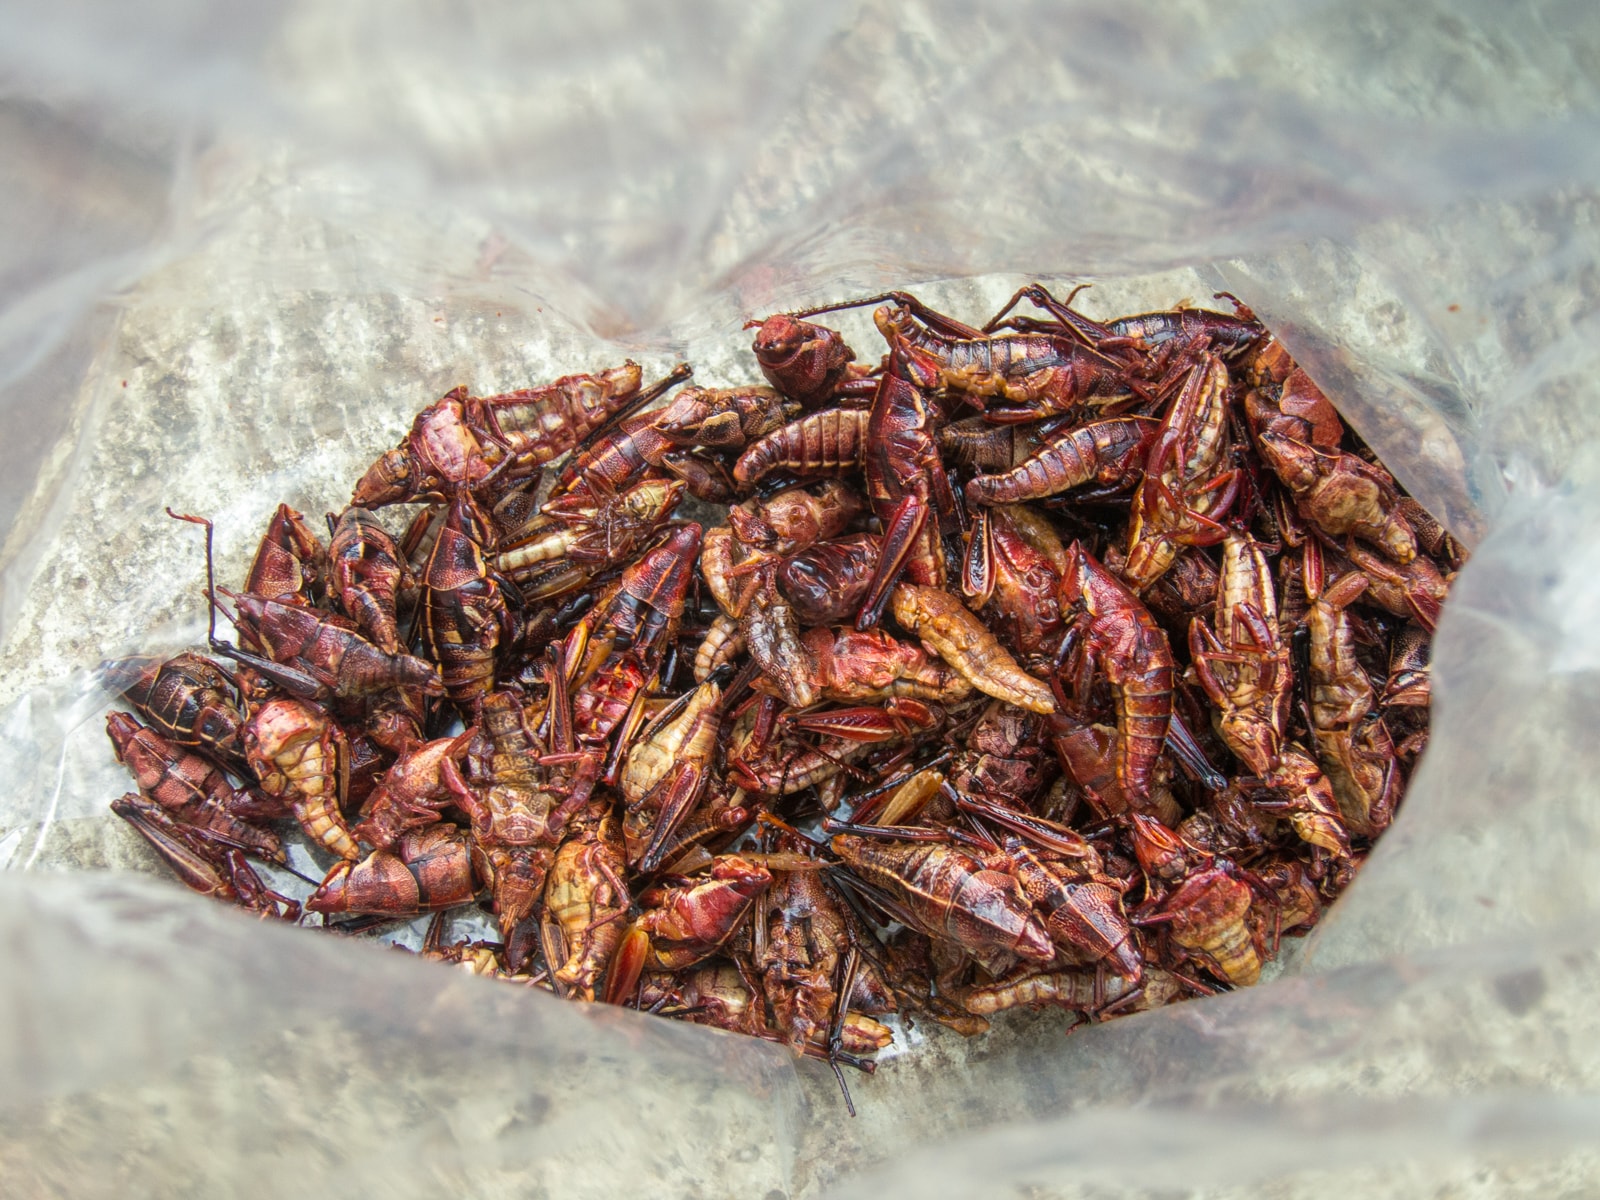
[605,856,773,1001]
[244,696,359,861]
[855,292,1137,422]
[101,652,249,772]
[543,804,630,1000]
[747,313,874,408]
[1057,541,1175,807]
[328,506,407,652]
[106,712,285,863]
[111,287,1442,1077]
[829,830,1054,976]
[651,383,797,448]
[777,533,882,626]
[110,794,300,920]
[308,824,478,916]
[966,416,1156,507]
[855,368,957,628]
[244,503,326,607]
[421,491,518,707]
[732,407,871,489]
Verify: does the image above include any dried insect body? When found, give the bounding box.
[106,281,1451,1087]
[965,505,1068,656]
[308,824,477,917]
[111,794,300,920]
[829,832,1054,977]
[699,523,759,620]
[1303,546,1401,839]
[421,491,517,708]
[621,680,723,871]
[352,732,475,850]
[1057,543,1176,807]
[1188,531,1291,777]
[727,479,866,557]
[856,368,957,627]
[864,292,1135,421]
[958,965,1183,1019]
[353,362,655,506]
[692,613,745,683]
[230,591,443,701]
[749,312,870,408]
[1244,357,1416,564]
[543,805,630,998]
[245,504,326,606]
[101,652,249,772]
[890,584,1055,713]
[328,506,407,652]
[635,964,769,1039]
[965,416,1157,507]
[652,384,797,449]
[548,365,732,505]
[459,689,563,944]
[759,840,895,1056]
[727,704,876,799]
[567,523,701,671]
[1121,353,1237,592]
[244,697,359,861]
[352,388,495,506]
[106,712,284,862]
[801,625,973,703]
[1343,543,1450,632]
[948,700,1056,811]
[497,479,684,600]
[608,856,773,995]
[1143,866,1264,987]
[776,533,882,626]
[733,407,871,488]
[982,283,1262,361]
[742,571,817,709]
[941,415,1052,473]
[988,824,1139,979]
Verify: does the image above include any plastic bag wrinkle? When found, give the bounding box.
[0,872,800,1199]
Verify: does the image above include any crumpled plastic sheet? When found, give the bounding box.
[3,2,1600,1196]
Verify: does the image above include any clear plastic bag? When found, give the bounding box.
[3,2,1600,1196]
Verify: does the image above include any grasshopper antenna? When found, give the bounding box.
[166,508,229,647]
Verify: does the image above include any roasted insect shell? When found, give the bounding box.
[328,506,407,652]
[890,583,1055,713]
[243,697,358,861]
[966,416,1156,507]
[777,533,881,627]
[106,711,284,863]
[1158,867,1262,987]
[627,855,773,972]
[621,680,722,870]
[231,593,443,699]
[244,503,326,606]
[421,491,515,707]
[727,480,866,556]
[308,824,477,916]
[544,808,630,998]
[733,408,871,488]
[102,652,248,771]
[751,313,857,407]
[830,833,1054,975]
[1058,542,1176,806]
[651,383,796,448]
[801,625,973,703]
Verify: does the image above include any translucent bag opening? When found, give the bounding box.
[3,3,1599,1196]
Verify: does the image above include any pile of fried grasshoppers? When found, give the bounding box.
[100,282,1455,1110]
